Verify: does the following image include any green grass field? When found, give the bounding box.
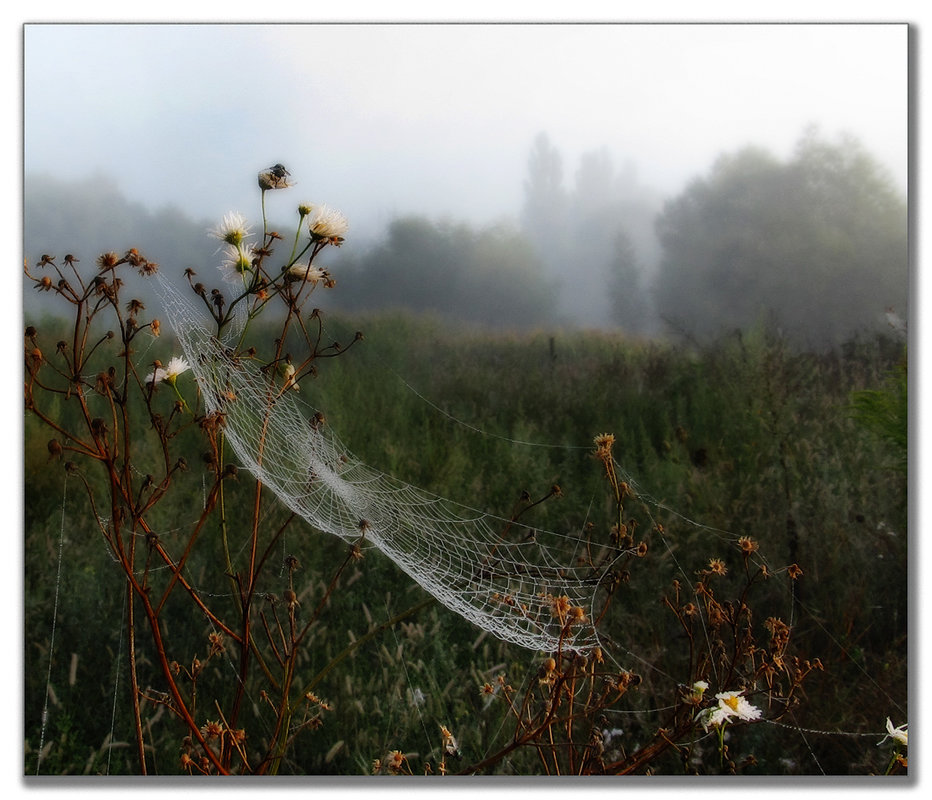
[23,310,908,775]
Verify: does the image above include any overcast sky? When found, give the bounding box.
[23,22,907,235]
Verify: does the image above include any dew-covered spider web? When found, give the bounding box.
[157,275,618,654]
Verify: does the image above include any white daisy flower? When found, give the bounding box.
[145,356,189,387]
[144,366,166,386]
[688,680,709,703]
[306,204,348,243]
[696,690,762,731]
[162,357,189,383]
[714,690,762,723]
[879,717,908,747]
[285,263,331,285]
[209,212,252,247]
[218,243,255,282]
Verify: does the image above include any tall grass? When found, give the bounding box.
[24,306,907,775]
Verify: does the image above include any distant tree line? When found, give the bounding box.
[520,132,663,333]
[653,128,907,346]
[328,216,558,328]
[25,127,907,346]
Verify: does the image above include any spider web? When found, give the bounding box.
[157,275,619,654]
[26,275,906,776]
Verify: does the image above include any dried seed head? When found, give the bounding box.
[614,671,635,692]
[708,558,727,576]
[593,432,615,457]
[96,252,119,270]
[440,725,460,758]
[258,163,293,191]
[387,750,405,774]
[550,594,571,620]
[207,632,225,657]
[738,536,759,555]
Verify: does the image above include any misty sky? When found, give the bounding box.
[24,23,907,236]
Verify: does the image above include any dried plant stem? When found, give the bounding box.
[125,579,147,773]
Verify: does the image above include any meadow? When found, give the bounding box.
[23,303,908,776]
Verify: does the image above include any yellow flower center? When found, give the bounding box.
[724,695,740,712]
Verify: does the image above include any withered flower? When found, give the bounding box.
[258,163,292,191]
[708,558,728,576]
[738,536,759,555]
[96,252,119,270]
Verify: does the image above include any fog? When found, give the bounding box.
[25,23,906,232]
[23,23,908,340]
